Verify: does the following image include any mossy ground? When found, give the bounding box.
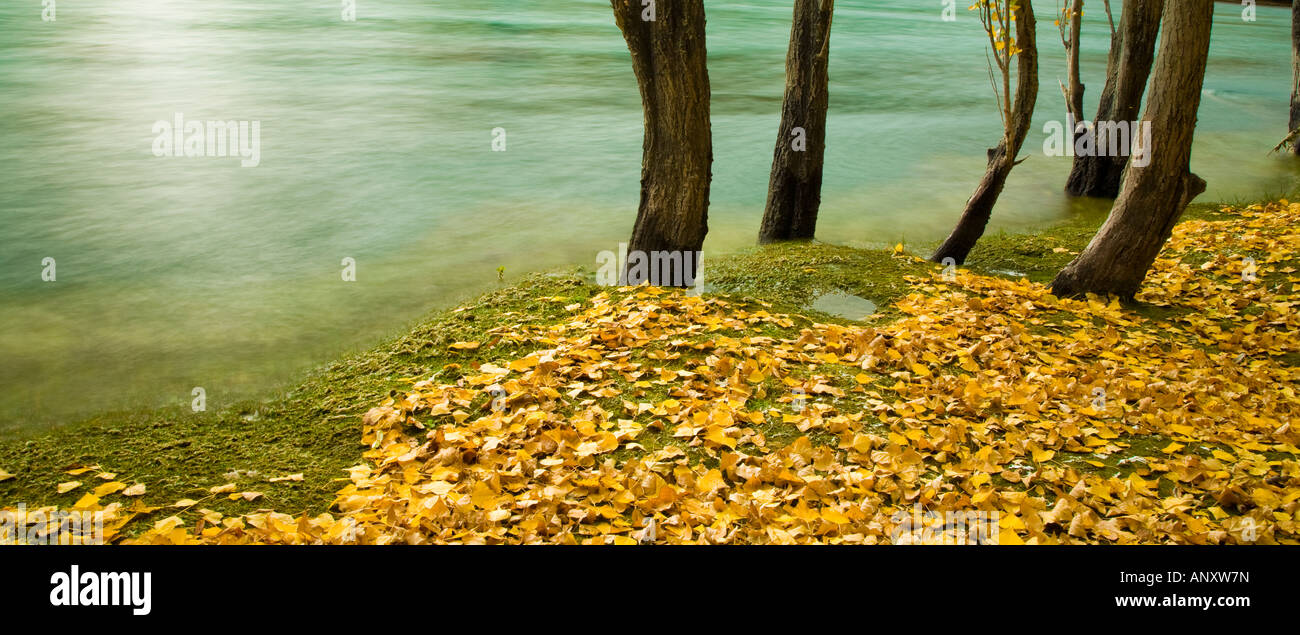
[961,201,1234,285]
[0,194,1287,528]
[0,275,599,524]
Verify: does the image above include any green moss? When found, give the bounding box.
[962,215,1100,284]
[707,242,934,320]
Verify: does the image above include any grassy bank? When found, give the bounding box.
[0,274,603,524]
[0,197,1288,540]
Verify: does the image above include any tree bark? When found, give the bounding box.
[1291,0,1300,155]
[1064,0,1162,198]
[1050,0,1213,300]
[931,0,1038,265]
[611,0,712,286]
[758,0,834,244]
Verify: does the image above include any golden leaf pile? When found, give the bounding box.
[5,202,1298,545]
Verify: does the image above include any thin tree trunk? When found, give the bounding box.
[1051,0,1213,300]
[758,0,834,244]
[931,0,1038,265]
[932,142,1017,265]
[1064,0,1162,198]
[1062,0,1086,127]
[1291,0,1300,155]
[611,0,712,286]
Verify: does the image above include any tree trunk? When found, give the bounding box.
[1050,0,1213,300]
[1063,0,1085,127]
[1291,0,1300,155]
[931,143,1017,265]
[758,0,834,244]
[611,0,712,286]
[1064,0,1162,198]
[931,0,1038,265]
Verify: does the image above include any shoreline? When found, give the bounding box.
[0,192,1291,538]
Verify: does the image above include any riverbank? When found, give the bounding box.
[2,196,1297,544]
[3,0,1294,433]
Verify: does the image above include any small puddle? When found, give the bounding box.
[809,291,877,321]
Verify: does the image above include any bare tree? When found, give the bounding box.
[1051,0,1213,299]
[1064,0,1162,198]
[1291,0,1300,155]
[758,0,835,244]
[610,0,712,286]
[1056,0,1086,132]
[932,0,1039,265]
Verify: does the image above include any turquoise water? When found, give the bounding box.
[0,1,1295,430]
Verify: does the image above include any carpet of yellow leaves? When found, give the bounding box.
[6,202,1298,545]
